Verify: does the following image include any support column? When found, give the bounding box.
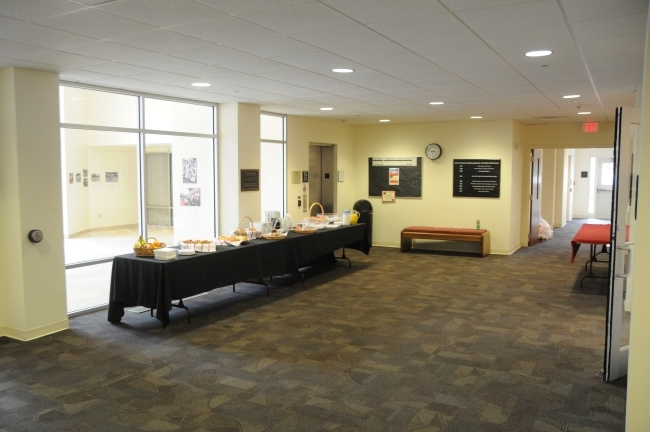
[0,67,68,340]
[217,102,261,234]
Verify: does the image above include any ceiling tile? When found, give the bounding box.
[16,50,106,68]
[480,24,573,50]
[109,29,213,53]
[292,25,391,51]
[320,0,446,23]
[79,62,158,76]
[403,34,489,59]
[225,35,320,58]
[367,13,470,42]
[170,16,279,45]
[120,54,206,71]
[220,58,293,74]
[241,2,356,34]
[270,50,362,74]
[61,42,155,62]
[97,0,226,28]
[37,9,156,39]
[465,74,528,85]
[443,0,538,12]
[0,15,25,30]
[171,65,244,80]
[171,45,257,65]
[0,0,85,22]
[0,24,97,49]
[456,0,564,33]
[562,0,648,22]
[193,0,311,16]
[0,39,49,57]
[128,70,204,87]
[60,68,114,82]
[571,14,648,41]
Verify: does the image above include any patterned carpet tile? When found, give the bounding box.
[0,219,626,431]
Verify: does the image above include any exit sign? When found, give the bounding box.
[583,122,599,133]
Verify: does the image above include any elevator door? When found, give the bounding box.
[309,145,334,214]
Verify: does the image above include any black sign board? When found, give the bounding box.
[453,159,501,198]
[240,169,259,191]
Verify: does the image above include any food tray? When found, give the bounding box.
[294,228,317,234]
[262,233,287,240]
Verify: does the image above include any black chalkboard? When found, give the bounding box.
[453,159,500,198]
[240,169,259,191]
[368,157,422,197]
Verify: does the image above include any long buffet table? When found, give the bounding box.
[108,224,369,327]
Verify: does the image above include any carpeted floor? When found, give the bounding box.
[0,219,625,432]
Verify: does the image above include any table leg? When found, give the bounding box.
[172,298,191,324]
[335,247,352,269]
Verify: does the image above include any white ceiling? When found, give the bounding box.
[0,0,647,124]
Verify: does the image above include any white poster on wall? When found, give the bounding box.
[182,158,197,183]
[389,168,399,185]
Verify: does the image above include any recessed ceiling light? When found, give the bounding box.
[332,68,354,73]
[320,107,333,111]
[429,102,444,105]
[578,111,591,115]
[191,82,211,87]
[563,94,580,99]
[379,119,390,122]
[471,116,482,119]
[525,50,552,57]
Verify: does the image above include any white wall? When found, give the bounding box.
[626,11,650,429]
[0,67,68,340]
[353,120,521,254]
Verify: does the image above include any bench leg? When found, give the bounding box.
[401,234,412,252]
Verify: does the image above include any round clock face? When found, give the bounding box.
[425,143,442,160]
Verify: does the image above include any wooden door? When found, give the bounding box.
[529,149,542,246]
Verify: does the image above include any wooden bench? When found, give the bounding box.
[400,226,490,257]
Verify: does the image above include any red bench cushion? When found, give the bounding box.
[403,226,487,236]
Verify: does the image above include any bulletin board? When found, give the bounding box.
[368,157,422,197]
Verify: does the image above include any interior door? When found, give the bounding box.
[604,106,641,382]
[528,149,542,246]
[595,157,614,219]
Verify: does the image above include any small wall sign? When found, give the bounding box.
[581,171,588,178]
[302,171,309,183]
[241,169,259,191]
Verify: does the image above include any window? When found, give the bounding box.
[260,113,286,220]
[60,85,217,314]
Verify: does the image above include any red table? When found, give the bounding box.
[571,223,611,287]
[570,223,611,263]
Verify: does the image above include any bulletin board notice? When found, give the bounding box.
[368,157,422,197]
[453,159,501,198]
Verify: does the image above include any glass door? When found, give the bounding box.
[604,106,641,382]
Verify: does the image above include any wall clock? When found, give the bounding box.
[425,143,442,160]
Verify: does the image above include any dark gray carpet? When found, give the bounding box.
[0,218,625,431]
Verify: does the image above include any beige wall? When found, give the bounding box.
[353,120,521,254]
[286,116,356,218]
[217,102,261,234]
[0,68,68,340]
[626,11,650,430]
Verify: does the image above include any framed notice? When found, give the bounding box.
[368,157,422,197]
[453,159,501,198]
[241,169,259,191]
[382,190,396,203]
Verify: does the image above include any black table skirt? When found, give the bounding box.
[108,224,369,327]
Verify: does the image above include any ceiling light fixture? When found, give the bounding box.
[332,68,354,73]
[525,50,552,57]
[471,116,482,119]
[379,119,390,122]
[429,102,444,105]
[320,107,333,111]
[563,94,580,98]
[191,82,211,87]
[578,111,591,115]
